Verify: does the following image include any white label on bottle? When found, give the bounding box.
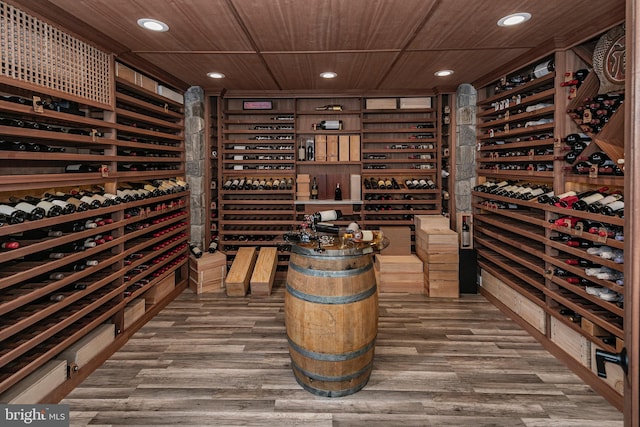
[360,230,374,242]
[15,202,37,213]
[598,194,621,205]
[51,200,70,209]
[582,193,604,205]
[605,201,624,211]
[36,200,56,214]
[557,191,577,199]
[0,204,18,215]
[318,210,339,222]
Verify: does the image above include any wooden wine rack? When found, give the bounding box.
[473,43,625,410]
[0,62,188,402]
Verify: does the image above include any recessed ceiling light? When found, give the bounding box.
[137,18,169,32]
[435,69,454,77]
[207,72,226,79]
[497,12,531,27]
[320,71,337,79]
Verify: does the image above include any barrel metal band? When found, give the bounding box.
[285,281,377,304]
[287,335,376,362]
[288,260,373,277]
[290,358,373,383]
[291,371,370,398]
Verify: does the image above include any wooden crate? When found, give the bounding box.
[326,135,339,161]
[414,214,449,231]
[480,270,519,309]
[157,85,184,104]
[425,278,458,298]
[115,62,136,83]
[517,293,546,333]
[314,135,327,161]
[375,255,424,293]
[59,323,115,370]
[0,359,67,403]
[380,226,411,255]
[416,229,458,249]
[123,298,145,329]
[550,317,591,368]
[591,344,624,394]
[349,135,360,161]
[225,247,258,296]
[189,251,227,294]
[136,72,158,92]
[400,97,431,109]
[339,135,350,161]
[144,273,176,305]
[250,247,278,296]
[366,98,397,109]
[581,317,609,337]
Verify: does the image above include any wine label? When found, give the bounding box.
[0,204,19,215]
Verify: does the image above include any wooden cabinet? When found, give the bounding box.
[473,45,625,409]
[214,93,445,265]
[0,63,188,402]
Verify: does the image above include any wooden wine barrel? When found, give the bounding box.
[285,243,378,397]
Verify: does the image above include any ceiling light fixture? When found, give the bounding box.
[434,69,454,77]
[497,12,531,27]
[207,72,226,79]
[137,18,169,32]
[320,71,337,79]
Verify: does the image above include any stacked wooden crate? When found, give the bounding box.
[189,251,227,294]
[414,215,459,298]
[374,226,424,293]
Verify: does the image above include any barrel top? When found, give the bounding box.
[291,238,389,257]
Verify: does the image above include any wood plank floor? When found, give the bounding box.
[63,282,624,426]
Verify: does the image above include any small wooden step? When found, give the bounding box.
[225,247,258,297]
[250,247,278,297]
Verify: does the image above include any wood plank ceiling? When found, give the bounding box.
[10,0,626,93]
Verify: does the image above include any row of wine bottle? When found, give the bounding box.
[1,94,85,116]
[474,181,624,216]
[550,217,623,240]
[222,177,294,191]
[363,177,435,190]
[566,93,624,134]
[0,116,101,136]
[0,179,187,225]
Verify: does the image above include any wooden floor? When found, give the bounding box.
[63,282,624,426]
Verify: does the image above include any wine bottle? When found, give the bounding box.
[334,183,342,200]
[0,203,27,224]
[310,210,342,223]
[572,191,606,211]
[311,177,319,200]
[298,142,306,161]
[10,198,46,221]
[208,237,218,253]
[307,143,314,161]
[189,242,203,258]
[461,217,471,248]
[65,164,99,173]
[587,193,622,213]
[222,178,233,190]
[601,200,624,216]
[1,240,20,250]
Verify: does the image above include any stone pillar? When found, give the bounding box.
[184,86,206,248]
[455,84,477,214]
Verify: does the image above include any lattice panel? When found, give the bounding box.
[0,1,111,105]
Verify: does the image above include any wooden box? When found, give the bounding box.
[366,98,397,109]
[350,174,361,201]
[339,135,350,161]
[380,226,411,255]
[550,317,591,367]
[189,251,227,294]
[144,273,176,305]
[250,247,278,296]
[225,247,258,296]
[115,62,136,83]
[415,215,449,231]
[59,323,115,370]
[326,135,339,161]
[400,97,432,109]
[425,278,458,298]
[123,298,145,329]
[481,270,518,309]
[375,255,423,293]
[314,135,327,161]
[136,72,159,92]
[349,135,361,161]
[157,85,184,104]
[591,344,624,394]
[581,317,609,337]
[517,293,546,333]
[0,359,67,403]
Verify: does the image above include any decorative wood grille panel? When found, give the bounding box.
[0,1,111,105]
